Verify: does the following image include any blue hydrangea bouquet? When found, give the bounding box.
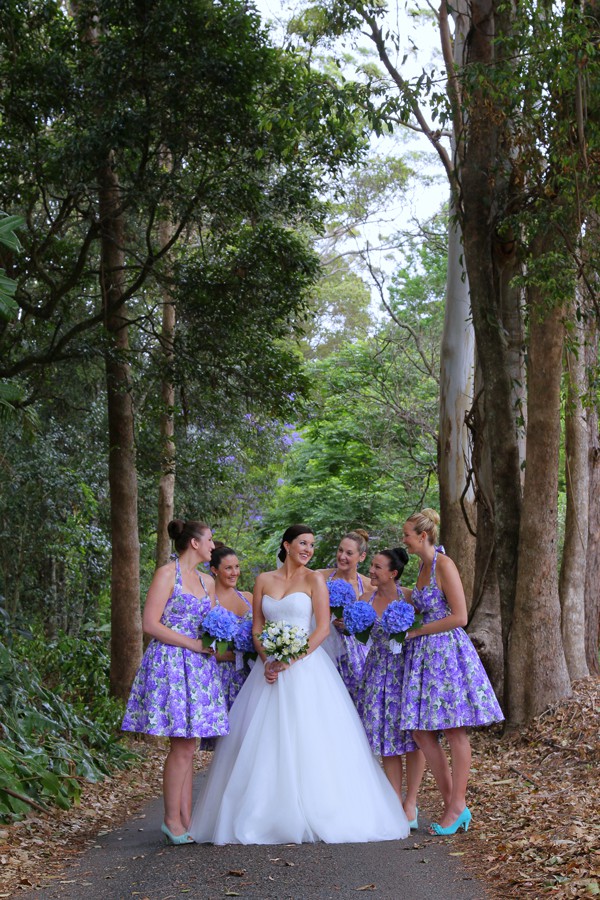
[328,579,357,619]
[343,600,377,644]
[233,617,258,664]
[381,600,423,653]
[200,606,239,654]
[258,620,309,665]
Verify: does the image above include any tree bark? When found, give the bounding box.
[559,307,590,681]
[467,365,504,700]
[507,235,571,724]
[460,0,523,700]
[155,212,176,568]
[98,155,142,701]
[584,320,600,676]
[437,5,476,601]
[438,203,476,603]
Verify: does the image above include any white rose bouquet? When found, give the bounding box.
[257,620,309,666]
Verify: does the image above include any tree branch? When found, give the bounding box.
[362,11,454,185]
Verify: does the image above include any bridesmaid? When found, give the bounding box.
[359,547,426,828]
[122,519,229,844]
[319,529,372,704]
[400,508,504,835]
[210,543,253,709]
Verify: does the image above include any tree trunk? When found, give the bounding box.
[584,320,600,676]
[155,213,176,568]
[460,0,523,694]
[438,205,476,603]
[507,236,571,724]
[559,306,590,681]
[98,155,142,701]
[467,365,504,700]
[496,239,526,477]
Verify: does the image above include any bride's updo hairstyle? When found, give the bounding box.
[406,508,440,545]
[378,547,409,581]
[344,528,369,556]
[278,524,314,564]
[167,519,210,555]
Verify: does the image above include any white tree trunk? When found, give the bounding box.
[438,4,476,602]
[438,210,476,602]
[559,307,590,681]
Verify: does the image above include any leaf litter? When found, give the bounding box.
[419,677,600,899]
[0,680,598,898]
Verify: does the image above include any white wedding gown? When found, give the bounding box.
[189,591,410,845]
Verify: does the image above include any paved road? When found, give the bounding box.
[28,777,487,900]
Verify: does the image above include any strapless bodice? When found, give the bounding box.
[262,591,313,633]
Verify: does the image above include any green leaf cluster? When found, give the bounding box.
[255,207,446,570]
[0,632,133,822]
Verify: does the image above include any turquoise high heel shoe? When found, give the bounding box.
[408,807,419,830]
[161,823,195,845]
[429,807,471,835]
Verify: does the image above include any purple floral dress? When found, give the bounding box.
[216,591,252,710]
[327,572,368,706]
[358,593,418,756]
[400,550,504,731]
[121,560,229,739]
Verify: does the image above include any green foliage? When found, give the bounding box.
[258,332,440,568]
[0,631,133,822]
[0,213,22,322]
[0,0,368,385]
[300,261,373,358]
[256,207,446,570]
[0,0,373,635]
[0,212,38,428]
[0,409,111,632]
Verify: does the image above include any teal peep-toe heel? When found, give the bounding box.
[161,823,195,845]
[408,807,419,830]
[429,807,471,835]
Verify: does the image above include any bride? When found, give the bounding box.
[189,524,410,845]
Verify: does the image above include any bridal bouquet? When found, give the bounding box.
[381,600,423,654]
[258,620,309,665]
[343,601,377,644]
[200,606,238,654]
[328,580,357,620]
[233,617,258,665]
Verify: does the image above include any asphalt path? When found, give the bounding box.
[27,775,488,900]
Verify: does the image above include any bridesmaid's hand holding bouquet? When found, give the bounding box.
[381,600,423,654]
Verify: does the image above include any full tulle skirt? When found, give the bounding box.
[189,647,410,845]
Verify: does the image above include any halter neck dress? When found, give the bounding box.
[358,588,418,756]
[399,549,504,731]
[122,559,229,739]
[189,590,410,845]
[215,589,253,710]
[325,571,368,705]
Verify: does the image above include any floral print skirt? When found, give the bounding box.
[359,625,418,756]
[399,628,504,731]
[122,639,230,739]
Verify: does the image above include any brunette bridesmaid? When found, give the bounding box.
[122,520,229,844]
